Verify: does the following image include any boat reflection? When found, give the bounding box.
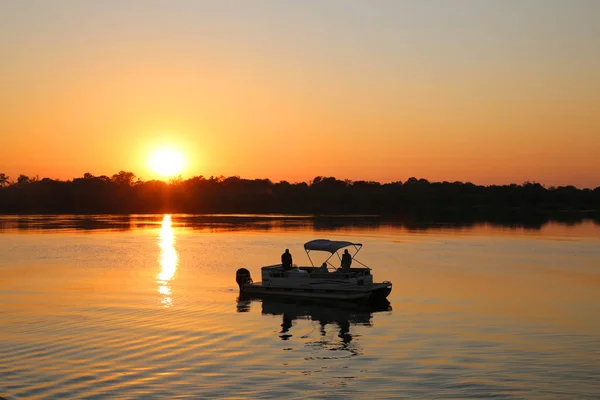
[157,215,177,307]
[237,297,391,346]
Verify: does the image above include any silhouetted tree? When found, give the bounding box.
[0,173,8,187]
[0,172,598,223]
[111,171,136,186]
[169,175,183,185]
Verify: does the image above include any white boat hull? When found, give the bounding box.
[238,265,392,303]
[241,282,392,302]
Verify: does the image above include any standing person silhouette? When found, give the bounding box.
[341,249,352,272]
[281,249,293,271]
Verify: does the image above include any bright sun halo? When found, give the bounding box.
[148,147,186,177]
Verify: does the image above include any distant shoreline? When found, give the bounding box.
[1,173,598,220]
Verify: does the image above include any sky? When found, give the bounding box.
[1,0,599,188]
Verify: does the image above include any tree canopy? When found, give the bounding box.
[0,172,598,224]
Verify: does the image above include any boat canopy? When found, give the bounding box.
[303,239,362,254]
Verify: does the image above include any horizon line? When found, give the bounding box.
[1,171,598,190]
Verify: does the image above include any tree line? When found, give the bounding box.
[0,171,598,222]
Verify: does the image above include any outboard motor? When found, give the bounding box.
[236,268,253,290]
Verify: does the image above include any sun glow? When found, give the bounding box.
[148,147,186,178]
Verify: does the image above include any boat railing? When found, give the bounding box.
[263,265,371,279]
[302,268,371,279]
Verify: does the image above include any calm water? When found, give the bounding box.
[1,215,599,399]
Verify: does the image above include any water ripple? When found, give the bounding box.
[2,221,600,399]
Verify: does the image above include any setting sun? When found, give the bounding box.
[148,147,186,178]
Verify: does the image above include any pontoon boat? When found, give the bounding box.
[235,239,392,302]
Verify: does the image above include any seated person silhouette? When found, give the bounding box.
[319,262,329,272]
[281,249,293,271]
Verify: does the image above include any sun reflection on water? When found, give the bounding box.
[157,214,177,307]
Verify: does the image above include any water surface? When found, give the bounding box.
[1,215,599,399]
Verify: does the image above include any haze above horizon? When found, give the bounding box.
[1,0,599,188]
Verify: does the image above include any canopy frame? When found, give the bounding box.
[303,239,369,269]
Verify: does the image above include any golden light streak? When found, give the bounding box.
[157,214,177,307]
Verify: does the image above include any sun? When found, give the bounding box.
[148,147,186,177]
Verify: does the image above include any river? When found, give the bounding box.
[1,215,599,399]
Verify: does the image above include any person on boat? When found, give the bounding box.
[319,262,328,272]
[341,249,352,272]
[281,249,293,270]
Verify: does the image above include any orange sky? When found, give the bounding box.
[1,1,599,188]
